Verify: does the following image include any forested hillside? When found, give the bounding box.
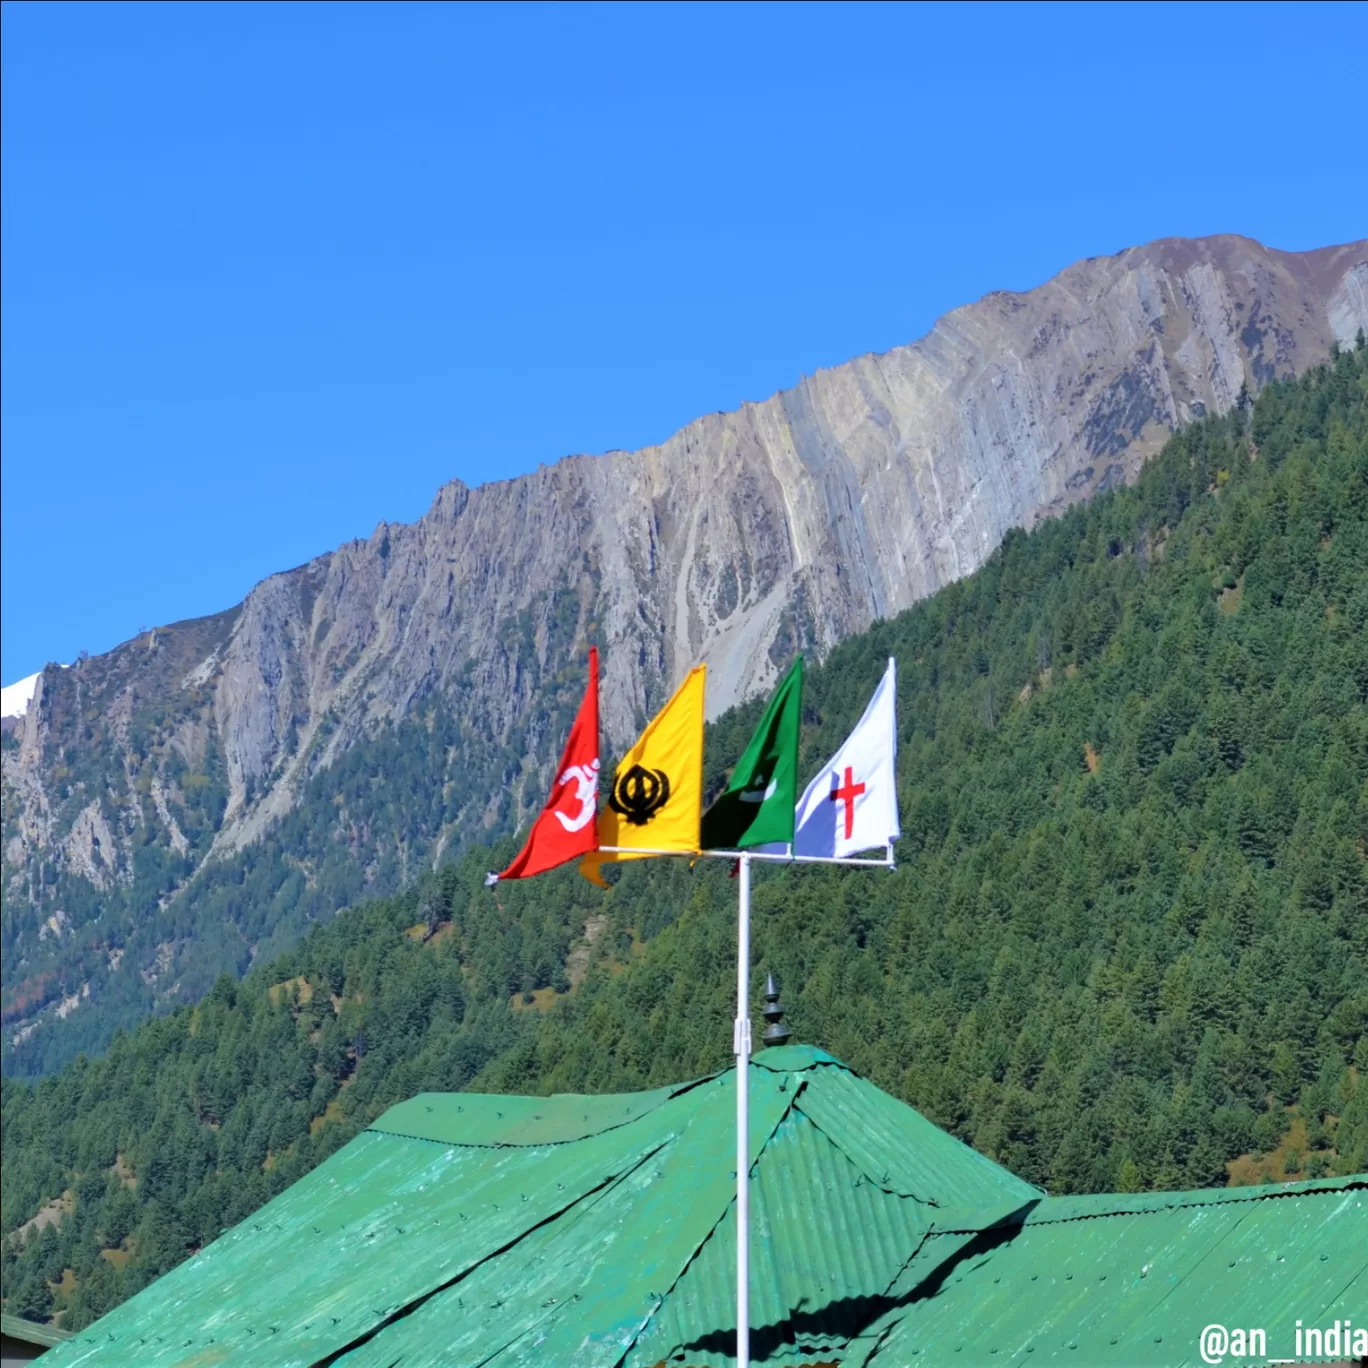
[3,343,1366,1331]
[8,238,1365,1081]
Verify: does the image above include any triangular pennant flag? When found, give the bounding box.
[487,648,600,884]
[581,665,706,886]
[791,657,899,858]
[700,657,803,851]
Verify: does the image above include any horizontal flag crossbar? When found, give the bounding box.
[597,846,895,869]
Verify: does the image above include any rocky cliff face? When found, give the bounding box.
[4,233,1365,1070]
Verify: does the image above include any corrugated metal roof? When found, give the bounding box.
[41,1048,1365,1368]
[1,1314,72,1350]
[1000,1172,1366,1224]
[855,1178,1368,1367]
[373,1078,693,1147]
[624,1107,929,1368]
[794,1062,1040,1208]
[331,1072,802,1368]
[44,1095,706,1367]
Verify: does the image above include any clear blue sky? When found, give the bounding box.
[3,1,1365,682]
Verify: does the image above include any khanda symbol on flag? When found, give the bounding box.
[487,655,708,888]
[608,765,672,825]
[487,645,897,887]
[580,665,706,885]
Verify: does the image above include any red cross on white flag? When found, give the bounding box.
[788,657,900,859]
[830,766,866,840]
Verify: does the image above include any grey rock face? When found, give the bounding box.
[3,233,1365,1057]
[268,238,1362,741]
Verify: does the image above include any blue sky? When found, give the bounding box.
[3,1,1365,682]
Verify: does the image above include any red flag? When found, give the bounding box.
[487,648,600,884]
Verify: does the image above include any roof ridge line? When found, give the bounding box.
[841,1201,1044,1368]
[994,1173,1368,1229]
[791,1094,940,1204]
[607,1076,810,1368]
[308,1138,674,1367]
[367,1073,723,1150]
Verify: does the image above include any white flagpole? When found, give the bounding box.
[586,844,894,1368]
[735,851,752,1368]
[600,642,899,1368]
[591,846,891,1368]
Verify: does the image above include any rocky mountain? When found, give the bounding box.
[4,232,1365,1074]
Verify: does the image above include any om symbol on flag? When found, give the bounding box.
[553,759,600,833]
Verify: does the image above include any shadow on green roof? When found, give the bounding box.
[41,1049,1365,1368]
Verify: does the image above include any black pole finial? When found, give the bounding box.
[761,972,791,1047]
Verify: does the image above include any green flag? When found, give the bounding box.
[700,656,803,850]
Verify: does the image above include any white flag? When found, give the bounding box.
[791,657,900,858]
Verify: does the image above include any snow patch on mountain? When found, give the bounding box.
[1,672,41,720]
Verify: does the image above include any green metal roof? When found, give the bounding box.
[1,1313,72,1350]
[851,1177,1368,1367]
[372,1078,688,1147]
[40,1047,1365,1368]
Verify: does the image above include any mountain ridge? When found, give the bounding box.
[4,345,1365,1329]
[4,232,1366,1072]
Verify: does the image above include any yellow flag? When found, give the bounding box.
[581,665,706,886]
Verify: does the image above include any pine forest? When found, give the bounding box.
[2,343,1366,1330]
